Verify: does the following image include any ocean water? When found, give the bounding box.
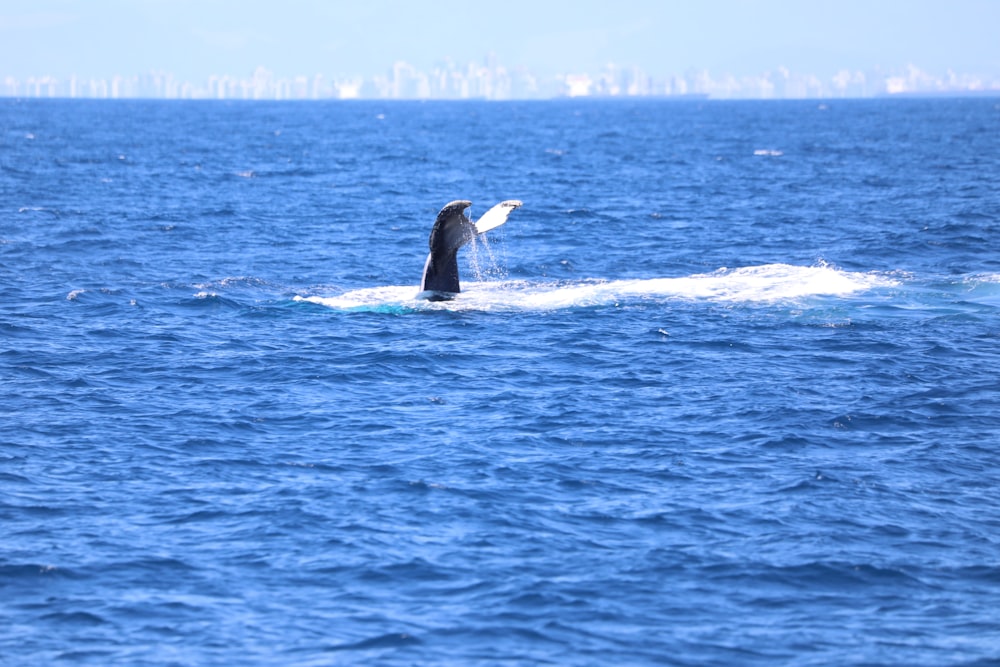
[2,97,999,666]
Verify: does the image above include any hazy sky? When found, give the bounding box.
[2,0,999,80]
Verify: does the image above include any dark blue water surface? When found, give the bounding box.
[2,98,1000,666]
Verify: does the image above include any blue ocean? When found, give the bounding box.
[2,97,999,666]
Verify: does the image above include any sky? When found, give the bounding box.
[2,0,999,81]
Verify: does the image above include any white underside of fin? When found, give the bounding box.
[474,200,522,235]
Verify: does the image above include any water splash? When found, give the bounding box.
[295,264,898,313]
[465,230,508,283]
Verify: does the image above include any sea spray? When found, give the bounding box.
[466,226,508,283]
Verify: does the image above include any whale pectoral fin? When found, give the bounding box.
[474,200,522,235]
[420,251,462,294]
[429,200,475,256]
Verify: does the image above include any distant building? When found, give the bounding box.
[564,74,593,97]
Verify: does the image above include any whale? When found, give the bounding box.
[418,199,522,301]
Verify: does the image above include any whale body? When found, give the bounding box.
[418,199,521,301]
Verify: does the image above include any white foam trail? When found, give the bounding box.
[295,264,896,313]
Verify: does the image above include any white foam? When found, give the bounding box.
[296,264,895,313]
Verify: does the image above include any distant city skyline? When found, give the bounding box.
[2,1,1000,83]
[4,58,999,101]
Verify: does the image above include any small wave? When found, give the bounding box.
[296,264,895,313]
[18,206,61,217]
[192,276,269,290]
[326,633,421,652]
[969,273,1000,284]
[41,610,108,626]
[181,292,245,310]
[0,563,65,579]
[753,149,784,157]
[956,273,1000,306]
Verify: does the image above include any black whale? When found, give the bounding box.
[418,199,521,301]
